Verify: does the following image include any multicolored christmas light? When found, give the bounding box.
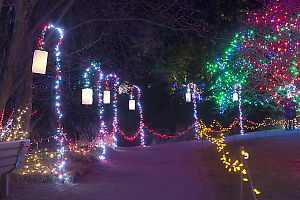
[82,64,147,156]
[186,83,202,139]
[0,108,14,139]
[104,74,120,150]
[38,23,67,181]
[116,85,145,146]
[145,82,203,139]
[245,1,300,110]
[82,62,107,160]
[173,81,204,102]
[207,1,300,118]
[234,83,244,135]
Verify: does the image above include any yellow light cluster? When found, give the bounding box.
[118,83,130,94]
[210,120,223,129]
[207,117,289,133]
[197,120,261,196]
[207,118,239,133]
[19,149,58,175]
[241,150,249,159]
[253,189,261,195]
[244,118,285,130]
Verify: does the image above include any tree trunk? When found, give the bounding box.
[0,0,3,15]
[19,47,33,135]
[20,74,32,135]
[0,0,27,113]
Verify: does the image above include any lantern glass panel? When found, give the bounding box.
[233,92,239,101]
[82,88,93,105]
[186,92,191,102]
[32,50,48,74]
[103,91,110,104]
[129,100,135,110]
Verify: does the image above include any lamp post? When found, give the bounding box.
[233,83,244,135]
[186,83,201,140]
[32,24,67,182]
[286,83,296,130]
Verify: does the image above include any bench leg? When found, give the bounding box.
[1,174,9,197]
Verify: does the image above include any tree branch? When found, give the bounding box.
[25,0,66,38]
[66,17,205,34]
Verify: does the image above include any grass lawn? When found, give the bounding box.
[199,133,300,200]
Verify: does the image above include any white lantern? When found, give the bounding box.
[233,92,239,101]
[32,50,48,74]
[186,92,191,102]
[82,88,93,105]
[103,91,110,104]
[129,100,135,110]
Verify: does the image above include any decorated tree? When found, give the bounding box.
[207,1,300,115]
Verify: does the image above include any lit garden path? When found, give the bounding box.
[10,129,299,200]
[11,141,215,200]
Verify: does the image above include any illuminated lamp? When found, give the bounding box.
[103,91,110,104]
[233,92,239,101]
[32,50,48,74]
[82,88,93,105]
[129,100,135,110]
[186,92,191,102]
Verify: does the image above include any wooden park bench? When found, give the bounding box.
[0,139,30,198]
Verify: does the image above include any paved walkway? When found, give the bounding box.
[10,141,214,200]
[10,129,298,200]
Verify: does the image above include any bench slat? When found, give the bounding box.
[0,149,20,159]
[0,140,30,174]
[0,141,23,151]
[0,156,17,168]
